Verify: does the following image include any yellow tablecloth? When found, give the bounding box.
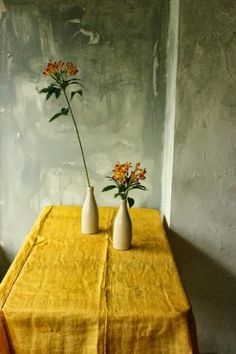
[0,206,198,354]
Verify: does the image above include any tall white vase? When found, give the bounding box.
[81,186,99,234]
[113,199,132,250]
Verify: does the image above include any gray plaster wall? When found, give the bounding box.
[161,0,179,224]
[0,0,169,262]
[170,0,236,353]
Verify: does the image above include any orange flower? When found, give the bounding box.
[43,60,79,77]
[103,161,147,207]
[130,171,138,183]
[112,162,133,183]
[111,162,147,184]
[137,168,147,181]
[113,163,125,182]
[66,62,79,76]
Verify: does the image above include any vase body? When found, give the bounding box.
[113,200,132,250]
[81,186,99,234]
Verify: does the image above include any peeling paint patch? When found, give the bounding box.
[72,27,100,44]
[68,19,81,24]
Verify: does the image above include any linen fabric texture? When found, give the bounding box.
[0,206,198,353]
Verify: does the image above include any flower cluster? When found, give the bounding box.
[112,162,147,184]
[102,162,147,208]
[43,60,79,77]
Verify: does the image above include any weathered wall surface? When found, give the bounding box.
[161,0,178,224]
[170,0,236,353]
[0,0,169,261]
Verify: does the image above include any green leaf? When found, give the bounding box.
[54,88,61,98]
[39,87,49,94]
[114,193,120,198]
[102,185,117,192]
[69,78,82,81]
[39,83,60,95]
[46,92,53,100]
[49,112,63,122]
[61,107,69,115]
[46,87,56,100]
[44,86,62,100]
[50,83,60,88]
[48,107,69,122]
[128,197,135,208]
[71,90,82,100]
[107,177,120,187]
[129,185,147,191]
[68,80,85,89]
[119,185,126,193]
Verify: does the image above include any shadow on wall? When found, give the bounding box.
[164,221,236,354]
[0,247,10,282]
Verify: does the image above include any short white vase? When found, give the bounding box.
[81,186,99,234]
[113,199,132,250]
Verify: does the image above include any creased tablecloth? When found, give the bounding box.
[0,206,198,353]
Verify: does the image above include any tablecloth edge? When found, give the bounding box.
[0,206,53,309]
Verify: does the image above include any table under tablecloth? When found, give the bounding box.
[0,206,198,353]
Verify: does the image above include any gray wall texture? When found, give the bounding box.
[0,0,168,261]
[1,0,236,353]
[170,0,236,353]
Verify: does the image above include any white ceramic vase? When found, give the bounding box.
[81,186,99,234]
[113,199,132,250]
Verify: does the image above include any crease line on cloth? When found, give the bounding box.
[103,208,116,354]
[0,206,53,310]
[97,208,116,354]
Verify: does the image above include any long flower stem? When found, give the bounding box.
[63,89,91,187]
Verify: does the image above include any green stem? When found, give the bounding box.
[63,88,91,187]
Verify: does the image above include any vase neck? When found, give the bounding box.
[120,199,128,208]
